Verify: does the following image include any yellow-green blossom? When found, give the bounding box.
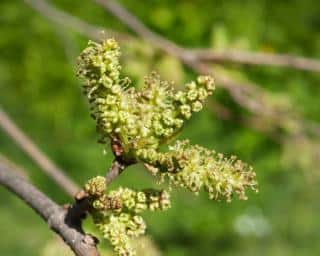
[96,213,146,256]
[84,176,106,197]
[77,39,214,160]
[78,39,258,256]
[84,177,171,256]
[138,140,258,202]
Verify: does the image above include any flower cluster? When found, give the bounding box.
[138,140,258,202]
[78,39,258,256]
[77,39,214,159]
[84,175,106,197]
[97,213,146,256]
[84,177,170,256]
[108,187,171,212]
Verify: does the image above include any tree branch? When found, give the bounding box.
[25,0,320,73]
[23,0,129,42]
[93,0,320,72]
[93,0,181,56]
[0,153,29,179]
[105,159,127,185]
[0,106,80,197]
[192,49,320,72]
[0,161,99,256]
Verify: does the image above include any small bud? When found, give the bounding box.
[192,101,203,112]
[84,176,106,197]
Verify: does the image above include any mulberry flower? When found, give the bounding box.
[84,177,171,255]
[96,213,146,256]
[77,39,214,160]
[138,140,258,202]
[78,39,258,256]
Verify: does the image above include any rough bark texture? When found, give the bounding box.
[0,161,99,256]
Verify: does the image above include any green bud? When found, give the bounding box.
[192,101,203,112]
[84,176,106,197]
[180,105,192,119]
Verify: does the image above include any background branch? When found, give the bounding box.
[192,49,320,72]
[0,153,29,179]
[0,161,99,256]
[0,107,80,197]
[93,0,181,56]
[24,0,128,41]
[24,0,320,74]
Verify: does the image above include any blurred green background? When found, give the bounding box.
[1,0,320,255]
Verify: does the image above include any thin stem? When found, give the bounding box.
[0,153,29,179]
[23,0,128,41]
[0,106,80,197]
[105,159,127,186]
[93,0,181,56]
[192,49,320,73]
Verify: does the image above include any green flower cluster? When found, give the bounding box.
[138,140,258,202]
[84,175,106,197]
[78,39,258,256]
[97,213,146,256]
[84,177,170,256]
[77,39,214,159]
[108,187,171,212]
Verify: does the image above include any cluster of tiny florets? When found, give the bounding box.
[78,39,258,256]
[84,177,170,256]
[77,39,214,157]
[108,187,171,212]
[97,213,146,256]
[138,140,258,202]
[84,175,106,197]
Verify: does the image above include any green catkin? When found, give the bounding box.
[77,39,215,157]
[138,140,257,202]
[85,177,170,256]
[78,39,258,256]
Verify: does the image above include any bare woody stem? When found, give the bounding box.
[0,153,29,179]
[191,49,320,73]
[24,0,320,73]
[0,106,80,197]
[93,0,320,72]
[23,0,129,42]
[93,0,182,56]
[0,160,99,256]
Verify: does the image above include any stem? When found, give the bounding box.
[105,159,127,185]
[0,160,99,256]
[0,106,80,197]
